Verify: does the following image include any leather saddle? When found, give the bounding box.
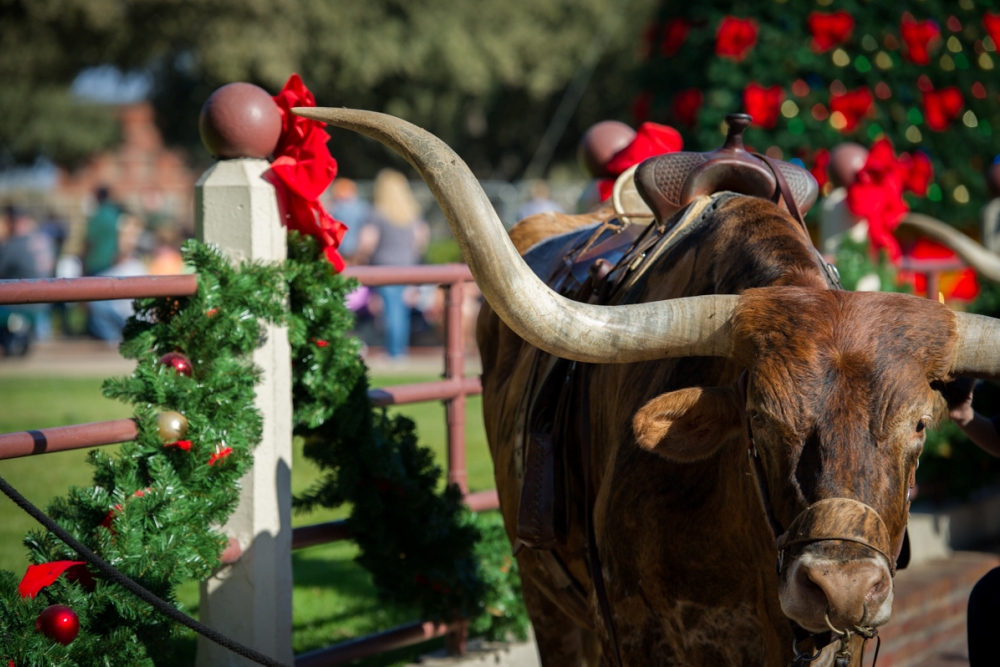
[515,114,824,551]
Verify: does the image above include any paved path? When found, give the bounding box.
[0,339,481,379]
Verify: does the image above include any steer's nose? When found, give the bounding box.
[795,558,890,630]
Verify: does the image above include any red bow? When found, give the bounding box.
[18,561,86,599]
[661,19,691,57]
[985,12,1000,50]
[900,18,940,65]
[807,11,854,52]
[922,87,964,131]
[715,17,758,62]
[672,88,704,128]
[743,84,784,130]
[597,122,683,201]
[270,74,347,271]
[846,139,908,261]
[830,87,873,132]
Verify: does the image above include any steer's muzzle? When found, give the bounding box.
[775,498,896,633]
[781,546,893,632]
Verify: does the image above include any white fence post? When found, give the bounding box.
[194,158,294,665]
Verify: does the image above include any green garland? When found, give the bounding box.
[286,233,527,639]
[1,242,286,664]
[0,236,526,665]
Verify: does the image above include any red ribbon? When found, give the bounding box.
[18,561,86,599]
[270,74,347,271]
[846,139,909,261]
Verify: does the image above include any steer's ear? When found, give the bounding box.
[634,386,743,462]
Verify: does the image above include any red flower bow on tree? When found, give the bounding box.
[900,17,940,65]
[661,18,691,57]
[631,91,653,124]
[596,122,683,201]
[270,74,347,271]
[810,149,831,189]
[716,17,758,62]
[985,12,1000,49]
[922,87,964,131]
[672,88,704,128]
[807,11,855,52]
[743,84,784,130]
[830,87,874,132]
[846,139,908,261]
[898,151,933,196]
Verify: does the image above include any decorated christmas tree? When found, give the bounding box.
[637,0,998,228]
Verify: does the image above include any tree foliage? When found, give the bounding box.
[2,0,656,175]
[639,0,999,226]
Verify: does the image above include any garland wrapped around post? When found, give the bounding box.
[0,243,286,664]
[0,74,526,665]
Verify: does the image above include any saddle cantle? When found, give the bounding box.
[634,114,819,224]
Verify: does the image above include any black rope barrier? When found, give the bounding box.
[0,473,291,667]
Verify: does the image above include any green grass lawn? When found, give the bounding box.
[0,371,497,664]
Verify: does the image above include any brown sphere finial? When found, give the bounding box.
[578,120,637,178]
[829,143,870,188]
[199,83,282,159]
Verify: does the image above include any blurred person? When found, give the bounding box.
[938,378,1000,667]
[0,206,55,349]
[357,169,429,359]
[84,186,120,276]
[327,178,372,262]
[517,180,564,220]
[0,206,54,280]
[39,209,69,257]
[87,211,147,344]
[147,223,185,276]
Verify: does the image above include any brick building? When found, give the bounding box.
[51,102,198,252]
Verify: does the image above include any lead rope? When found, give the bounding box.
[0,473,291,667]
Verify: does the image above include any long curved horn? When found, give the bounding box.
[294,107,736,363]
[952,312,1000,378]
[898,213,1000,283]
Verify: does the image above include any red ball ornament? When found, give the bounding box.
[159,351,193,377]
[36,604,79,645]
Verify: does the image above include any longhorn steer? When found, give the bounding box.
[294,107,1000,666]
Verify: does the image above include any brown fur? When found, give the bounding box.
[507,205,615,254]
[477,196,957,666]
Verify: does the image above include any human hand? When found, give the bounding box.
[940,377,976,426]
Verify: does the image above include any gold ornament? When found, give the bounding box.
[157,411,189,442]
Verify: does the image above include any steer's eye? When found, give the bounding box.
[750,410,761,422]
[916,420,926,433]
